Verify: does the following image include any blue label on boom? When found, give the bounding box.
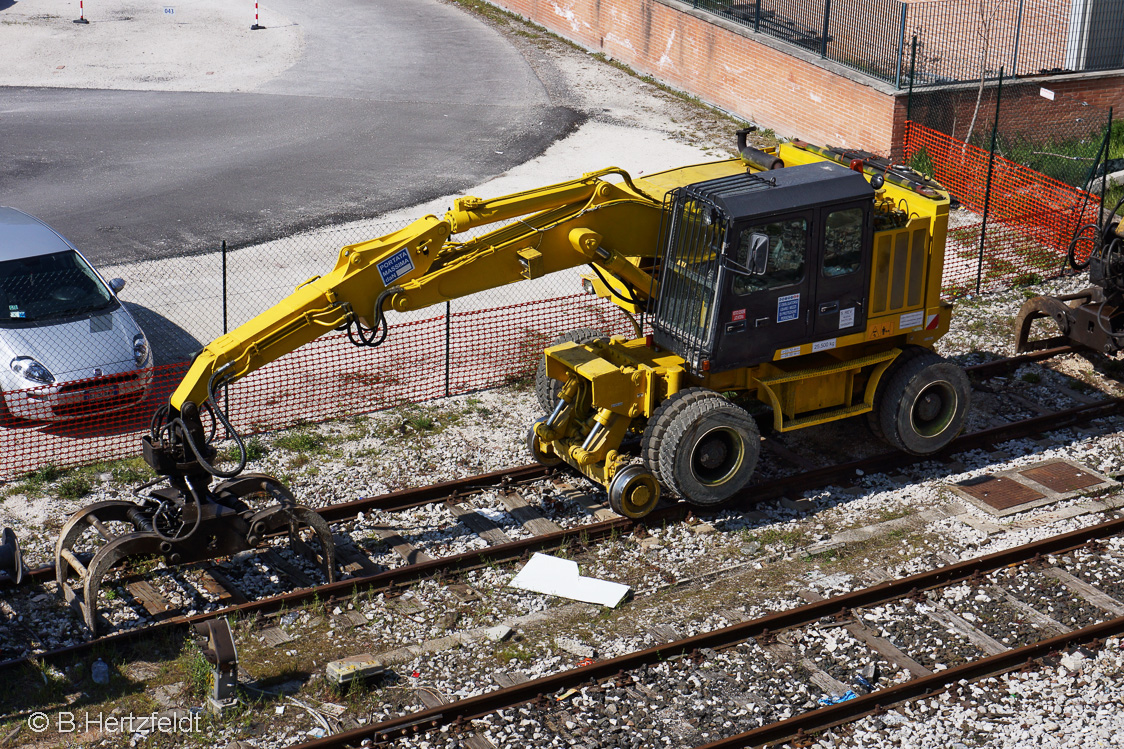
[377,248,415,286]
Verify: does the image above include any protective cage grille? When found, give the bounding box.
[652,172,776,371]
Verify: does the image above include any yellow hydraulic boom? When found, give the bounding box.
[169,164,725,410]
[53,132,968,638]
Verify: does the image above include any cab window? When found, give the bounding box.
[733,218,806,294]
[823,207,864,277]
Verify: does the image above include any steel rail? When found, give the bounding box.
[695,615,1124,749]
[3,395,1121,672]
[0,514,636,673]
[14,464,552,586]
[2,344,1090,587]
[290,514,1124,748]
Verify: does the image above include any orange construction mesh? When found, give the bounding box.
[0,293,634,479]
[906,122,1103,294]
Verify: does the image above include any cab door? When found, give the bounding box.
[812,203,871,338]
[711,212,813,371]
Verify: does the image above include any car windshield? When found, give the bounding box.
[0,250,115,325]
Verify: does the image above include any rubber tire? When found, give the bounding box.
[641,387,713,490]
[534,328,608,414]
[866,345,929,442]
[658,392,760,506]
[875,351,970,455]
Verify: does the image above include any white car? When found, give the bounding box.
[0,207,153,423]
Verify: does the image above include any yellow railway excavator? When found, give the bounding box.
[53,131,967,633]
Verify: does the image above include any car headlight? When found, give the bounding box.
[133,334,150,366]
[10,357,55,385]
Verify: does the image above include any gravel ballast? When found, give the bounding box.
[4,4,1124,749]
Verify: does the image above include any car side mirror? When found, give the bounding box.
[748,233,769,274]
[109,278,126,294]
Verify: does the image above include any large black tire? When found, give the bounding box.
[641,387,712,489]
[657,392,760,506]
[534,328,608,414]
[874,351,970,455]
[866,345,929,442]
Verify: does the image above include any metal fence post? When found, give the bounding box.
[820,0,831,59]
[1101,107,1114,216]
[753,0,760,33]
[976,68,1004,295]
[907,36,917,123]
[1011,0,1025,77]
[895,2,908,89]
[222,239,230,424]
[444,301,451,397]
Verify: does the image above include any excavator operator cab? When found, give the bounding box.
[652,162,875,374]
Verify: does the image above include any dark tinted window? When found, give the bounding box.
[0,250,114,325]
[823,208,864,277]
[733,218,807,294]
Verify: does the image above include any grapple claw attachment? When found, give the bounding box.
[1013,288,1098,354]
[54,476,335,636]
[0,527,27,586]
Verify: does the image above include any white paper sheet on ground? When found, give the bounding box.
[508,553,631,607]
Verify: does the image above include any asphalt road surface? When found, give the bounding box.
[0,0,579,265]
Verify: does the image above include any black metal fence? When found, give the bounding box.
[907,0,1124,87]
[690,0,1124,88]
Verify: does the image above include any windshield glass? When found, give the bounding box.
[0,250,115,325]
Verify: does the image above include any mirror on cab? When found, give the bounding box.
[109,278,126,294]
[747,232,769,274]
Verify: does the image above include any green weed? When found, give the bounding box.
[274,431,325,453]
[56,474,92,499]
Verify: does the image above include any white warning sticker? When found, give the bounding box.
[899,310,924,329]
[779,346,802,359]
[839,307,855,329]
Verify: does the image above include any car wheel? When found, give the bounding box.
[0,392,16,428]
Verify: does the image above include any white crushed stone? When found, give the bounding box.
[3,4,1124,749]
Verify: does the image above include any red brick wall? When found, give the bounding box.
[487,0,1124,155]
[901,72,1124,145]
[492,0,902,153]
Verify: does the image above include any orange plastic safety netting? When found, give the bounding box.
[0,293,634,479]
[905,122,1103,295]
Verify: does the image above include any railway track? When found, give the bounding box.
[2,392,1120,673]
[286,516,1124,749]
[2,344,1122,742]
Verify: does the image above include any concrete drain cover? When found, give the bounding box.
[949,459,1118,517]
